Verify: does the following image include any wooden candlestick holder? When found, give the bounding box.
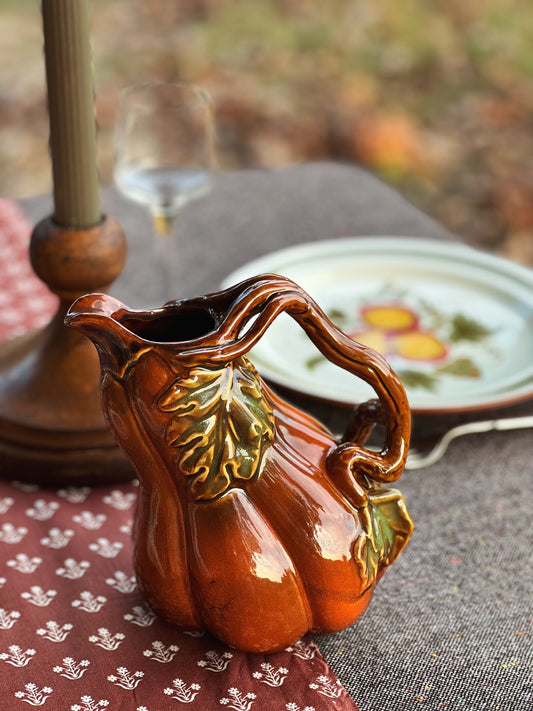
[0,215,135,485]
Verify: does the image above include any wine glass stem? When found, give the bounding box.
[152,213,177,301]
[153,213,175,237]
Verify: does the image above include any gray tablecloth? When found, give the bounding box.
[22,162,532,710]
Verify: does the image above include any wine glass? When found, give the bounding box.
[113,80,215,301]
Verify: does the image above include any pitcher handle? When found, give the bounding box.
[201,274,410,500]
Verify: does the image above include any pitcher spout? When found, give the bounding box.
[65,293,139,373]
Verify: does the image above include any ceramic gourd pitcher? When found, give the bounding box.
[66,274,414,653]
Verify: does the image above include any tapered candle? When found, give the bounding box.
[41,0,101,228]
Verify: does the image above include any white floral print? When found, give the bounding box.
[53,657,90,679]
[72,511,106,530]
[7,553,41,573]
[164,678,201,703]
[70,696,109,711]
[88,537,123,558]
[25,499,59,521]
[36,620,73,642]
[119,520,133,534]
[88,627,125,651]
[197,650,233,672]
[71,591,107,613]
[21,586,57,607]
[0,608,21,629]
[252,663,289,686]
[40,527,74,548]
[14,683,53,706]
[57,486,91,503]
[286,639,317,660]
[309,675,344,698]
[183,629,205,638]
[0,644,36,667]
[107,666,144,689]
[55,558,90,579]
[102,490,135,510]
[105,570,136,593]
[143,640,179,663]
[10,481,39,492]
[219,687,256,710]
[0,495,14,514]
[0,522,27,543]
[123,604,156,627]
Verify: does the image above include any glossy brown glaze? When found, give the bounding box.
[66,274,414,653]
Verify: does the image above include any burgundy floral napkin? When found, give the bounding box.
[0,199,360,710]
[0,478,359,710]
[0,199,58,340]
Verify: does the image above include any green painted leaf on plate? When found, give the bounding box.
[449,314,492,343]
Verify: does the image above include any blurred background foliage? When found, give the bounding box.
[1,0,533,262]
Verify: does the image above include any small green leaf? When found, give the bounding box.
[305,354,327,370]
[437,357,481,378]
[449,314,492,343]
[354,487,414,589]
[327,307,348,323]
[398,369,438,391]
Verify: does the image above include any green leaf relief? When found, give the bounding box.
[353,487,414,590]
[159,357,275,500]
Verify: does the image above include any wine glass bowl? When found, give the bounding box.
[114,81,215,298]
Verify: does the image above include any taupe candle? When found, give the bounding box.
[42,0,101,228]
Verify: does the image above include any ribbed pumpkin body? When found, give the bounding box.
[101,351,412,653]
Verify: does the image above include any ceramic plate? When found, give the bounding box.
[221,237,533,414]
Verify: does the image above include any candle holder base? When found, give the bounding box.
[0,215,135,486]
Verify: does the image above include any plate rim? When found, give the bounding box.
[221,236,533,414]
